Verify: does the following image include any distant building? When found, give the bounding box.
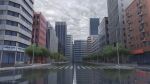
[73,40,87,62]
[87,35,99,55]
[125,0,150,64]
[90,18,100,35]
[46,22,58,53]
[65,35,73,62]
[55,22,67,56]
[0,0,34,65]
[98,17,109,51]
[32,12,47,47]
[107,0,133,46]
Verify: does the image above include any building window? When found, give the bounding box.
[144,41,150,46]
[7,10,19,17]
[20,24,31,34]
[0,19,5,24]
[5,30,17,36]
[21,15,32,26]
[0,10,5,15]
[29,0,34,4]
[23,0,33,12]
[4,40,16,46]
[21,7,32,18]
[9,1,20,8]
[0,0,6,5]
[0,40,3,45]
[0,20,2,24]
[6,20,18,26]
[18,43,28,48]
[19,33,30,41]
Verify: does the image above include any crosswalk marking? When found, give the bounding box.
[48,65,100,70]
[65,66,69,69]
[77,66,80,69]
[70,66,73,69]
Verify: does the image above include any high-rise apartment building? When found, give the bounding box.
[46,22,58,53]
[125,0,150,64]
[65,35,73,62]
[32,12,47,47]
[0,0,34,65]
[55,22,67,56]
[90,18,99,35]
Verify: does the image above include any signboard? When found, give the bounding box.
[0,45,25,52]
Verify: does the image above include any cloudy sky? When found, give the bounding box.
[34,0,108,40]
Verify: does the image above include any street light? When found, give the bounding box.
[115,28,120,65]
[32,28,36,65]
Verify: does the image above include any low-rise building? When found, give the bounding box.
[125,0,150,64]
[32,12,47,47]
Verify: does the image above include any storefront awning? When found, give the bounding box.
[130,49,144,55]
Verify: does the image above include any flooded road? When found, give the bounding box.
[0,63,150,84]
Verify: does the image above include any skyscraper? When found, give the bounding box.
[46,22,58,53]
[98,17,109,51]
[107,0,133,46]
[55,22,67,56]
[0,0,34,65]
[90,18,99,35]
[65,35,73,62]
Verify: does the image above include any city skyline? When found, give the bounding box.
[34,0,108,40]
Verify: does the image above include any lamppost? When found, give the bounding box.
[116,28,120,65]
[32,28,36,65]
[0,47,3,67]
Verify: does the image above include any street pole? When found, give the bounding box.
[32,28,36,65]
[116,28,120,65]
[0,31,4,67]
[32,44,35,64]
[0,47,3,67]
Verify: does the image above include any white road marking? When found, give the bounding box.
[77,66,80,69]
[70,66,73,70]
[65,66,69,69]
[81,66,85,69]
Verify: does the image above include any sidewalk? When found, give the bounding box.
[86,62,150,70]
[0,63,51,71]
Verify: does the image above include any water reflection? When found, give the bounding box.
[0,65,73,84]
[0,64,150,84]
[76,64,150,84]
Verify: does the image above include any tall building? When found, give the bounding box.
[55,22,67,56]
[0,0,34,65]
[98,17,109,51]
[32,12,47,47]
[87,35,98,55]
[46,22,58,53]
[125,0,150,64]
[73,40,87,63]
[90,18,99,35]
[107,0,133,46]
[65,35,73,62]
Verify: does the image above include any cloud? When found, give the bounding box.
[34,0,108,40]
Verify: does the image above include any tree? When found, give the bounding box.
[25,45,51,63]
[83,44,131,63]
[49,53,66,62]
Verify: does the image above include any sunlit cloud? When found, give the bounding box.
[34,0,108,40]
